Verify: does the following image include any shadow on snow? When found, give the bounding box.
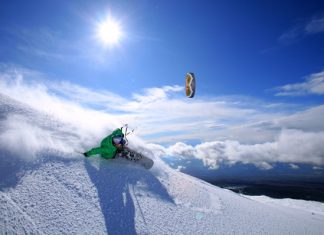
[84,157,174,235]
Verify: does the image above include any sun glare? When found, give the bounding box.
[96,17,122,46]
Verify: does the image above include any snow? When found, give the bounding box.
[243,195,324,216]
[1,93,324,234]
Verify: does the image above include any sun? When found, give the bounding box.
[96,17,122,46]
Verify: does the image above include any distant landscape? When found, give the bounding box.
[208,180,324,203]
[163,157,324,202]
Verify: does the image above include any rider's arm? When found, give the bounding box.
[85,147,115,157]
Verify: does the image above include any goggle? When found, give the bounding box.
[113,135,124,144]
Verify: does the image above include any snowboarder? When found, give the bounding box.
[83,128,126,159]
[83,127,154,169]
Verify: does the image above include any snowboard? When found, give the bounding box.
[116,148,154,170]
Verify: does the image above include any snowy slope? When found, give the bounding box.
[243,195,324,216]
[1,94,324,235]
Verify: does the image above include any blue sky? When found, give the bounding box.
[1,0,324,99]
[1,0,324,177]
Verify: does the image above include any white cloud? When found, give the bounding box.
[149,129,324,169]
[1,65,324,169]
[276,129,324,165]
[305,16,324,34]
[279,25,304,43]
[275,71,324,96]
[1,65,289,146]
[276,105,324,132]
[313,166,323,170]
[289,164,300,170]
[132,86,183,103]
[175,165,186,172]
[279,15,324,43]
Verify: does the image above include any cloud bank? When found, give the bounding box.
[1,65,324,169]
[148,129,324,169]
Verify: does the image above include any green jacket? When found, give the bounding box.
[85,128,124,159]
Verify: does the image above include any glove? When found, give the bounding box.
[83,152,89,157]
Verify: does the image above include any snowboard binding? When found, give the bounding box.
[118,149,143,162]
